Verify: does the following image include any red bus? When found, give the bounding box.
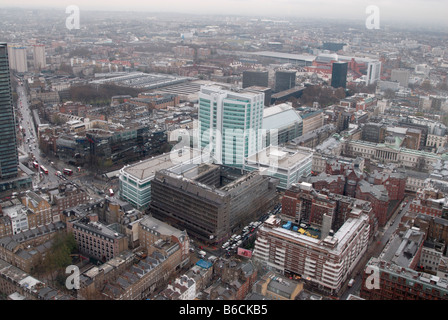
[40,165,48,174]
[33,161,39,168]
[63,168,73,176]
[109,189,114,196]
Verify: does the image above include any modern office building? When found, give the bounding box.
[361,123,387,143]
[262,103,303,146]
[198,85,265,166]
[0,43,19,180]
[245,86,272,107]
[245,145,312,190]
[150,163,279,245]
[33,44,46,70]
[119,148,202,210]
[365,61,382,86]
[331,62,348,89]
[391,68,410,88]
[242,70,269,88]
[274,70,296,93]
[7,45,27,73]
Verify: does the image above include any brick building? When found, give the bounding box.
[21,191,55,228]
[67,214,128,263]
[253,205,371,295]
[0,222,65,273]
[47,183,89,218]
[138,216,190,269]
[356,180,390,227]
[361,257,448,300]
[212,258,258,300]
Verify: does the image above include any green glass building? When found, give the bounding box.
[198,86,265,166]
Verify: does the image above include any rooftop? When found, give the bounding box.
[380,228,425,268]
[120,148,202,182]
[262,103,302,130]
[246,145,312,171]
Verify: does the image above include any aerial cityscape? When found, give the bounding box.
[1,0,448,305]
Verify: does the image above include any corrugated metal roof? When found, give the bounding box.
[262,107,302,130]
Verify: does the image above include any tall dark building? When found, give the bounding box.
[331,62,348,89]
[0,43,19,179]
[274,70,296,92]
[245,86,272,107]
[242,70,269,88]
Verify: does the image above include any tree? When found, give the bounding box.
[41,232,77,286]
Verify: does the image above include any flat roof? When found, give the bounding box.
[139,216,185,239]
[262,103,302,130]
[120,148,202,182]
[246,146,312,170]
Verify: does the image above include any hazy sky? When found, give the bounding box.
[3,0,448,26]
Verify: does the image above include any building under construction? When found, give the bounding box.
[149,164,279,245]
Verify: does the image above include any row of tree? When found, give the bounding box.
[299,85,346,107]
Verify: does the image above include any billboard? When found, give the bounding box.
[237,248,252,258]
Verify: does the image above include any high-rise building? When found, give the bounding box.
[0,43,19,180]
[198,85,265,166]
[366,61,382,86]
[242,70,269,88]
[274,70,296,92]
[7,45,27,73]
[331,62,348,89]
[391,68,410,87]
[33,44,46,70]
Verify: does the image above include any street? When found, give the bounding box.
[15,81,114,197]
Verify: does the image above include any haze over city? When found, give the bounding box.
[1,0,448,308]
[3,0,448,27]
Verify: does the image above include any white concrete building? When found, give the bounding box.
[253,210,370,295]
[2,205,29,235]
[245,145,313,190]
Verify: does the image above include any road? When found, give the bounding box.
[16,83,80,189]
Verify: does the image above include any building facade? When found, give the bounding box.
[0,43,19,180]
[150,164,278,245]
[198,85,265,166]
[253,207,371,295]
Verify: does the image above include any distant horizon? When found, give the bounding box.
[2,0,448,29]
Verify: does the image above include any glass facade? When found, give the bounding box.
[0,43,19,179]
[198,87,264,166]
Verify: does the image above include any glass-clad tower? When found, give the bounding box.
[0,43,19,179]
[198,86,265,166]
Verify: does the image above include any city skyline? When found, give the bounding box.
[3,0,448,28]
[1,0,448,304]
